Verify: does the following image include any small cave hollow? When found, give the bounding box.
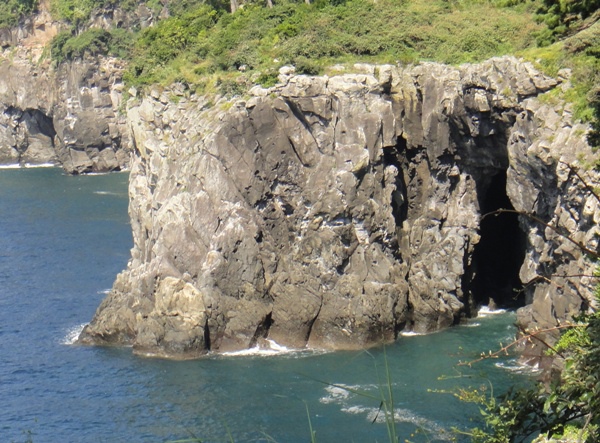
[470,170,526,310]
[383,137,409,227]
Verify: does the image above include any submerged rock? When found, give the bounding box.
[80,57,600,359]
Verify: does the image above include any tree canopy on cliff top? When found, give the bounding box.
[122,0,543,87]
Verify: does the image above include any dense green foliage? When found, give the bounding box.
[536,0,600,45]
[515,24,599,149]
[49,0,138,27]
[121,0,540,88]
[50,28,134,64]
[0,0,37,29]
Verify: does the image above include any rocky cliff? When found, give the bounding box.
[0,2,135,173]
[79,57,600,359]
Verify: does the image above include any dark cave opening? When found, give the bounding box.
[470,171,526,309]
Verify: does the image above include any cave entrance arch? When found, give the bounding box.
[470,170,526,309]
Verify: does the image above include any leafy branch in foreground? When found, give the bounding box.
[454,304,600,442]
[457,324,578,367]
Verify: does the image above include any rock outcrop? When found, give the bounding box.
[0,2,131,173]
[79,57,600,359]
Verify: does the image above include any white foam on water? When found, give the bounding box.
[463,322,481,328]
[477,306,507,317]
[97,289,111,295]
[24,163,56,168]
[339,404,452,440]
[220,339,298,357]
[400,330,426,337]
[61,323,87,345]
[323,382,450,439]
[320,385,351,404]
[94,191,122,196]
[341,405,370,415]
[86,169,130,176]
[0,163,57,169]
[495,359,541,375]
[264,339,290,352]
[319,383,379,405]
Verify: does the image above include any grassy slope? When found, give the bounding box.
[39,0,600,142]
[123,0,542,89]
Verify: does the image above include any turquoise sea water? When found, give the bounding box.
[0,168,533,442]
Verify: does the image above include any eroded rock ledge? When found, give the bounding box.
[80,57,600,359]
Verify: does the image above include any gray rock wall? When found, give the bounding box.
[80,57,600,359]
[0,3,131,173]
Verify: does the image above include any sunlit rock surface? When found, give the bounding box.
[80,58,600,358]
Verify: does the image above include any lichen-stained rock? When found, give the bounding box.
[80,57,600,358]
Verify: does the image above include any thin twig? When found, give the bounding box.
[518,324,564,358]
[481,208,600,259]
[559,161,600,206]
[458,324,580,367]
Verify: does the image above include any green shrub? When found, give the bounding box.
[536,0,600,44]
[121,0,543,88]
[49,0,141,26]
[294,56,320,75]
[216,76,246,97]
[459,302,600,442]
[50,28,134,63]
[255,69,279,87]
[0,0,37,29]
[124,5,218,86]
[50,0,95,26]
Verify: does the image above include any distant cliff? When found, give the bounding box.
[79,58,600,360]
[0,2,136,173]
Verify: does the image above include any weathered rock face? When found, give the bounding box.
[79,57,600,359]
[0,3,131,173]
[51,57,130,173]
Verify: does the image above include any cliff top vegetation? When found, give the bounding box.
[36,0,600,143]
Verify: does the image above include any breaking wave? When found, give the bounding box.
[0,163,56,169]
[94,191,124,196]
[477,306,507,317]
[61,323,87,345]
[400,330,427,337]
[495,359,542,375]
[220,339,312,357]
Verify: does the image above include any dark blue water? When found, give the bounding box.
[0,167,531,443]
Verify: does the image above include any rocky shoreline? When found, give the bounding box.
[75,57,600,359]
[2,3,598,360]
